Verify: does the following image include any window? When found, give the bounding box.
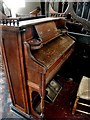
[3,0,25,17]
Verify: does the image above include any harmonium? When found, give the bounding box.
[0,17,75,119]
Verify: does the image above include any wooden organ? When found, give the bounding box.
[0,17,75,119]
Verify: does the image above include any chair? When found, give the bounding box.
[72,76,90,115]
[48,1,90,33]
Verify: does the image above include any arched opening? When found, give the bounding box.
[32,91,41,114]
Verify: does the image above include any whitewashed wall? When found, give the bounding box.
[17,2,41,15]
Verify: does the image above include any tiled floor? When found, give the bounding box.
[0,52,28,120]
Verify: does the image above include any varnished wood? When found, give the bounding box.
[23,19,75,118]
[0,17,75,119]
[0,26,30,114]
[72,96,79,114]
